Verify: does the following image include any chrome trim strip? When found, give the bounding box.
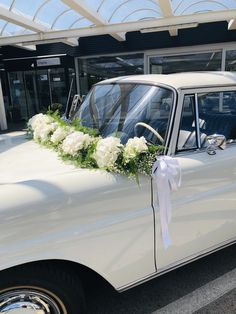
[194,93,201,149]
[180,83,236,90]
[151,179,158,272]
[165,89,178,156]
[117,237,236,292]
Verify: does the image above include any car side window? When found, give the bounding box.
[198,91,236,141]
[177,95,198,151]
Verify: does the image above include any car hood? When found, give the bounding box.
[0,131,78,184]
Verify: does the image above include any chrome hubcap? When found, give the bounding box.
[0,289,62,314]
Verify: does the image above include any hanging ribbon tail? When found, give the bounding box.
[152,156,181,249]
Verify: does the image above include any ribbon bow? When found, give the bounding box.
[152,156,181,249]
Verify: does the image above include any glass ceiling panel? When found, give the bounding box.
[121,9,161,22]
[0,0,234,39]
[1,23,34,36]
[172,0,236,15]
[11,0,47,20]
[0,0,12,9]
[54,11,92,29]
[83,0,104,12]
[85,0,161,22]
[34,0,71,28]
[0,19,6,29]
[70,18,93,29]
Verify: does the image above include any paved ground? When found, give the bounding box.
[87,243,236,314]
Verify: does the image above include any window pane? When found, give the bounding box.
[177,95,197,150]
[78,54,144,96]
[225,50,236,71]
[75,83,173,144]
[198,91,236,141]
[150,52,222,74]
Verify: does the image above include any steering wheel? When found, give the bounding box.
[135,122,164,144]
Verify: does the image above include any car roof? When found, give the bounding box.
[97,72,236,90]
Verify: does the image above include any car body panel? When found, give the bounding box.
[97,72,236,90]
[1,72,236,292]
[0,132,155,289]
[155,148,236,270]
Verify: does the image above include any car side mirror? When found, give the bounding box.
[206,134,226,155]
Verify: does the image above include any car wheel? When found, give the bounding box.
[0,263,86,314]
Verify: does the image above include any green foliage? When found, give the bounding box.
[47,110,97,136]
[31,113,163,178]
[71,117,98,136]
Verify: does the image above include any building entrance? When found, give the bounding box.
[8,71,38,123]
[7,68,71,124]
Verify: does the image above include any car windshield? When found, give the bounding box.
[73,83,174,144]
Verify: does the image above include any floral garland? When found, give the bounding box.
[27,112,163,179]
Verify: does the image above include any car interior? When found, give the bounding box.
[177,91,236,150]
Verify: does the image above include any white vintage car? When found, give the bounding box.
[1,72,236,313]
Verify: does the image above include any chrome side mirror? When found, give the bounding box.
[206,134,226,155]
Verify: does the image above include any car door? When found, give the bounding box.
[154,88,236,271]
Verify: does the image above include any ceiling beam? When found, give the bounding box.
[168,28,178,36]
[158,0,173,17]
[111,32,126,41]
[61,0,107,25]
[61,38,78,46]
[0,5,48,32]
[228,19,236,30]
[20,38,78,46]
[61,0,125,41]
[0,9,236,46]
[158,0,178,36]
[0,5,78,46]
[14,43,36,51]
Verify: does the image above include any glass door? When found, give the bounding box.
[8,71,27,122]
[36,69,52,112]
[50,68,67,108]
[8,71,39,122]
[8,68,72,122]
[24,70,39,117]
[36,68,69,113]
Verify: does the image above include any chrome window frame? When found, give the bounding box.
[169,85,236,156]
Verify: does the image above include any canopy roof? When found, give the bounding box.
[0,0,236,49]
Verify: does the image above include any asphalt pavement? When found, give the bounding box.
[87,243,236,314]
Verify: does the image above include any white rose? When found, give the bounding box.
[62,131,93,156]
[93,137,123,169]
[51,127,69,144]
[33,122,58,143]
[124,136,148,161]
[28,113,53,130]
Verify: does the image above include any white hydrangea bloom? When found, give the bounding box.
[61,131,93,156]
[33,122,58,143]
[51,127,70,144]
[93,137,123,169]
[123,136,148,161]
[28,113,53,130]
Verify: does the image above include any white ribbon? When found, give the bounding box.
[152,156,181,249]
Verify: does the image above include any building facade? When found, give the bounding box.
[1,21,236,130]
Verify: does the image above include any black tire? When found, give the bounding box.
[0,262,86,314]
